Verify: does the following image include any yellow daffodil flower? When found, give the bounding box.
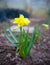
[13,15,30,27]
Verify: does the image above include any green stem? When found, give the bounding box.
[20,27,22,43]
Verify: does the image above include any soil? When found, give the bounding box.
[0,21,50,65]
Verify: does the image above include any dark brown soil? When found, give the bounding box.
[0,21,50,65]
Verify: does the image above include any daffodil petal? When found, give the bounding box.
[14,18,19,23]
[24,18,30,25]
[18,24,21,27]
[20,15,24,19]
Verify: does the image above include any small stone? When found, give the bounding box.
[43,39,46,42]
[6,53,11,57]
[10,57,16,61]
[34,45,36,49]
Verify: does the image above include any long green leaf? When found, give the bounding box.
[36,28,41,43]
[6,22,18,43]
[26,27,37,56]
[8,28,18,43]
[4,30,17,46]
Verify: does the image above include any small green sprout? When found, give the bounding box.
[42,24,49,30]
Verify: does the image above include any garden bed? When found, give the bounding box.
[0,31,50,65]
[0,20,50,65]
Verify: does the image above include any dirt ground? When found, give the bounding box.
[0,20,50,65]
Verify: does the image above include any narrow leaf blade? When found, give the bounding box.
[4,30,16,46]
